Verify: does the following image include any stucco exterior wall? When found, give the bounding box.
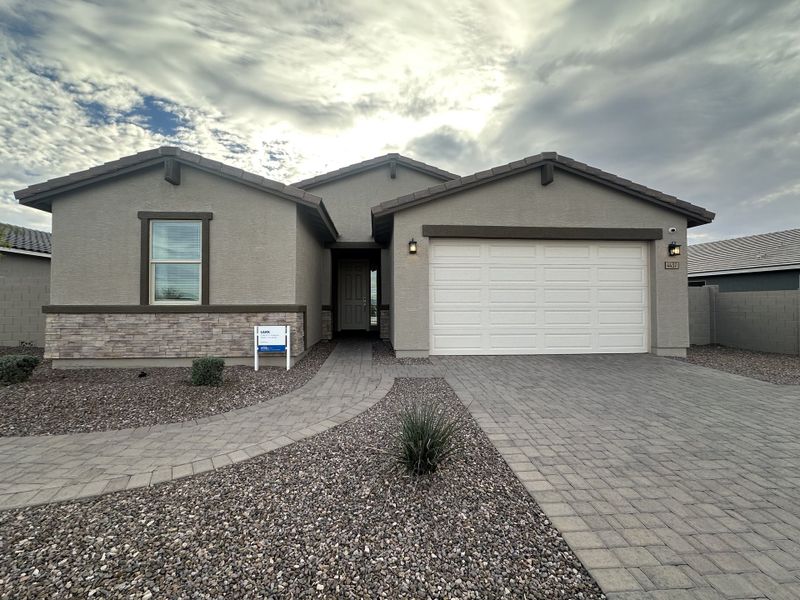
[391,169,690,357]
[305,165,445,242]
[50,165,297,305]
[689,270,800,292]
[0,252,50,347]
[295,212,324,347]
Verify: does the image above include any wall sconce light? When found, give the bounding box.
[668,241,681,256]
[408,238,418,254]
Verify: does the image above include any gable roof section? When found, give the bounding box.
[0,222,51,257]
[14,147,338,242]
[688,229,800,276]
[371,152,715,241]
[292,153,458,189]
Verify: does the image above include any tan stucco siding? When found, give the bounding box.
[391,169,689,356]
[306,165,446,242]
[51,165,297,305]
[0,252,50,346]
[295,211,325,347]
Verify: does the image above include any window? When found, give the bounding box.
[150,220,202,303]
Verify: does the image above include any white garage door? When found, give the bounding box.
[429,239,649,355]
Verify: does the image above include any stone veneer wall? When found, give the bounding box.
[379,305,390,340]
[45,312,305,360]
[321,307,332,340]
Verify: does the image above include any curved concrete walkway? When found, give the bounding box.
[0,340,439,509]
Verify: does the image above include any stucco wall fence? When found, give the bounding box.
[688,286,800,355]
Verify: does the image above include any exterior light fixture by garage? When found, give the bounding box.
[668,241,682,256]
[408,238,418,254]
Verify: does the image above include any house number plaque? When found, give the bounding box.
[664,261,679,269]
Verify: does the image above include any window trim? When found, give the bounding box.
[138,212,212,305]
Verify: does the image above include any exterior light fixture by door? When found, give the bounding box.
[408,238,418,254]
[668,241,681,256]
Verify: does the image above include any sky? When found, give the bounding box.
[1,0,798,243]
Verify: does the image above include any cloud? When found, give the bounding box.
[0,0,798,243]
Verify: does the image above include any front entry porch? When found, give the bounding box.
[330,247,381,337]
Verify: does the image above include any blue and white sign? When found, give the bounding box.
[254,325,291,371]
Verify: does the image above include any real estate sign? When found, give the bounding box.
[253,325,291,371]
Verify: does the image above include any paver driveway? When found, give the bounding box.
[444,354,800,600]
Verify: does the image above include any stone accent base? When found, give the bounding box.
[321,307,332,340]
[45,311,305,361]
[379,305,390,340]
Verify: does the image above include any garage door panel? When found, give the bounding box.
[597,288,646,303]
[431,266,481,282]
[431,310,482,326]
[488,244,537,258]
[489,266,537,282]
[544,310,593,325]
[544,244,591,258]
[544,267,592,282]
[544,288,592,304]
[433,288,482,304]
[490,310,536,325]
[430,239,648,355]
[597,266,646,283]
[598,310,645,325]
[489,289,536,303]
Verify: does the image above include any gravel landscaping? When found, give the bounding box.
[372,340,432,366]
[679,345,800,385]
[0,342,335,437]
[0,377,603,599]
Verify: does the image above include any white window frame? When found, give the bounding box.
[149,219,203,305]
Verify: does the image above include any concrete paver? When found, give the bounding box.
[443,353,800,599]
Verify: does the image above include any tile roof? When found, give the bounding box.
[371,152,715,233]
[688,228,800,275]
[292,153,458,189]
[0,223,51,255]
[14,147,338,241]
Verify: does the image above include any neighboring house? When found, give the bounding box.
[0,222,52,347]
[688,229,800,291]
[15,147,714,367]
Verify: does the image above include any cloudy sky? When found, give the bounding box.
[1,0,798,242]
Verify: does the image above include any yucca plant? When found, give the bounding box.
[393,401,461,475]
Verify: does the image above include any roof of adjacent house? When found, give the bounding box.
[688,228,800,276]
[292,153,458,189]
[14,147,338,241]
[0,222,52,257]
[371,152,715,240]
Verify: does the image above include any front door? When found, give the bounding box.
[338,259,370,330]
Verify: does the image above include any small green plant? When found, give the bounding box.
[393,401,461,475]
[0,354,40,385]
[190,357,224,386]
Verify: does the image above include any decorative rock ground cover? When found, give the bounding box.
[679,344,800,385]
[371,340,432,366]
[0,377,603,599]
[0,342,335,436]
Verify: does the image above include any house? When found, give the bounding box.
[14,147,714,367]
[0,223,51,347]
[688,229,800,291]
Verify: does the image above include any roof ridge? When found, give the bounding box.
[292,153,459,189]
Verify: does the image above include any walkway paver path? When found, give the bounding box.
[0,340,423,509]
[444,353,800,600]
[2,340,799,599]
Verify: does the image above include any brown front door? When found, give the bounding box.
[338,259,370,330]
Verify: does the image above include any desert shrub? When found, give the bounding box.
[394,401,460,475]
[190,357,224,386]
[0,354,40,385]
